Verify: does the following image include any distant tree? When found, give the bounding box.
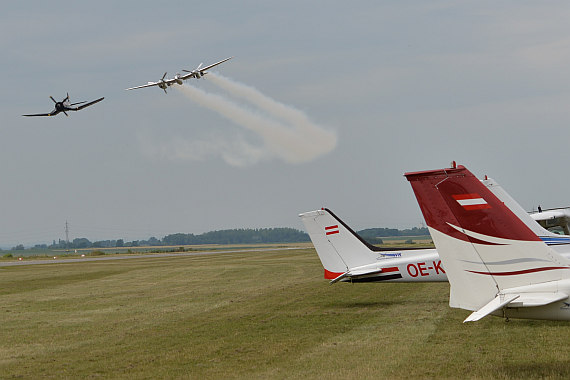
[147,237,161,246]
[12,244,25,250]
[72,238,92,249]
[93,240,113,248]
[116,239,124,247]
[364,237,384,245]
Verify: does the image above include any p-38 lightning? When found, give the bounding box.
[22,93,104,117]
[125,57,232,94]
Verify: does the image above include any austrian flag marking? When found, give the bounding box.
[452,193,491,210]
[325,225,340,235]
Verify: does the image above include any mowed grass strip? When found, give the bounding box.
[0,248,569,379]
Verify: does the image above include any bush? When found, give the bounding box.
[89,250,106,256]
[3,253,13,258]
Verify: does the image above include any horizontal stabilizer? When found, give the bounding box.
[464,292,569,322]
[464,294,520,322]
[507,292,568,307]
[329,268,385,284]
[329,272,350,284]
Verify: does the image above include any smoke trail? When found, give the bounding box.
[207,72,315,127]
[139,132,267,167]
[169,76,337,166]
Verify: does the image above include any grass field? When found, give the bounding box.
[1,247,569,379]
[0,243,309,259]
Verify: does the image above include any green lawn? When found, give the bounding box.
[1,248,568,379]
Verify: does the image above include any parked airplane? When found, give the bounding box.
[22,93,104,117]
[300,177,570,285]
[405,163,570,322]
[530,207,570,235]
[125,57,232,93]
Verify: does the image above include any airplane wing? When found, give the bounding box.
[23,108,59,117]
[199,56,233,72]
[73,97,104,111]
[531,209,569,222]
[22,112,55,117]
[180,57,232,80]
[180,72,197,80]
[125,82,160,90]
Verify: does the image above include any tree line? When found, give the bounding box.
[11,225,429,250]
[25,228,311,250]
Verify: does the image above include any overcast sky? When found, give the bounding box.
[2,1,570,246]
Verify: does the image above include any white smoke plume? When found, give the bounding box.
[139,132,267,168]
[164,74,337,166]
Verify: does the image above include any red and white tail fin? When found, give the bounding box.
[299,208,381,279]
[405,165,570,312]
[482,177,565,239]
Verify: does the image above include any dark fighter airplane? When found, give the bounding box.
[23,93,104,117]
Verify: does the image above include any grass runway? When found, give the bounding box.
[1,247,569,379]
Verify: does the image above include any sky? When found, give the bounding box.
[2,1,570,246]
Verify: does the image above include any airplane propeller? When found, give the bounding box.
[159,72,168,93]
[183,63,205,78]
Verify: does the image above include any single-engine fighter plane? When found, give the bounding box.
[300,176,570,285]
[405,163,570,322]
[125,57,232,94]
[23,93,104,117]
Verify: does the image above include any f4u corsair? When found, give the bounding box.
[22,93,104,117]
[125,57,232,94]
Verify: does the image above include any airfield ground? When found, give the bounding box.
[1,246,569,379]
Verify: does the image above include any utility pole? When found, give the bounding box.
[65,221,70,251]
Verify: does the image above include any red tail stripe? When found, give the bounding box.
[325,225,338,230]
[452,193,482,200]
[326,230,339,236]
[467,267,570,276]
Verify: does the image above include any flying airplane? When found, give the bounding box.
[180,56,233,79]
[299,176,570,285]
[405,163,570,322]
[22,93,104,117]
[125,57,233,93]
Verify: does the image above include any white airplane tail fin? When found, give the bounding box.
[299,208,383,280]
[405,165,570,316]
